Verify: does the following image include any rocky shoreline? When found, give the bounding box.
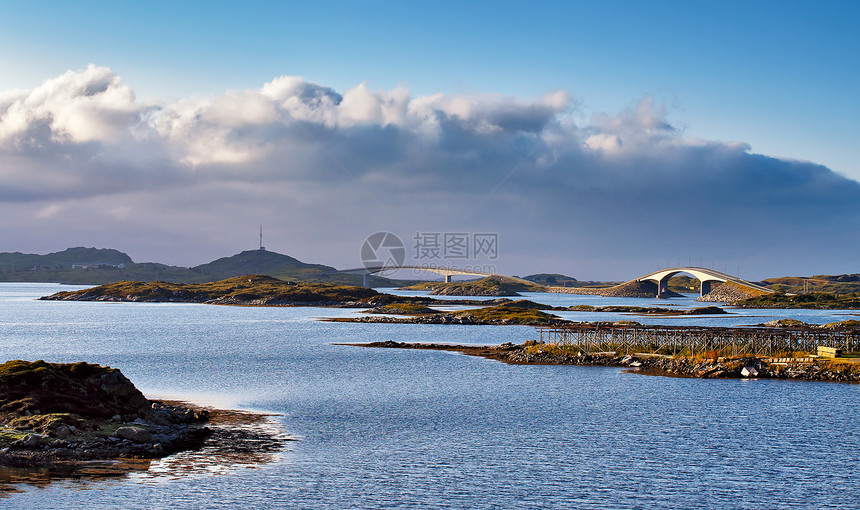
[347,341,860,382]
[0,360,292,490]
[326,314,570,326]
[0,400,211,467]
[328,302,726,326]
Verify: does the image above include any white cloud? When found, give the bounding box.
[0,64,141,146]
[1,65,858,278]
[584,133,622,152]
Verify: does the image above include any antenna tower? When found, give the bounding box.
[259,225,265,251]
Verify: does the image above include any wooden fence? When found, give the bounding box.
[535,324,860,358]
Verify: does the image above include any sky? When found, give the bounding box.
[0,0,858,280]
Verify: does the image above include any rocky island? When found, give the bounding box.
[347,341,860,382]
[734,291,860,309]
[399,277,544,296]
[0,360,289,483]
[40,274,383,306]
[336,300,728,326]
[41,276,736,323]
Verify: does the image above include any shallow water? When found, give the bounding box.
[1,283,858,509]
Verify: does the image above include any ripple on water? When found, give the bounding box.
[0,284,858,509]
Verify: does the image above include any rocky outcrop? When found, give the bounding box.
[0,360,151,419]
[330,313,569,326]
[349,342,860,382]
[698,281,768,303]
[558,280,683,299]
[0,361,211,466]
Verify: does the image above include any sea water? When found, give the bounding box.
[0,283,858,509]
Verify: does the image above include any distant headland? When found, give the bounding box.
[3,247,860,305]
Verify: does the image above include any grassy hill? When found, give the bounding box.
[193,250,335,277]
[736,291,860,309]
[756,274,860,294]
[523,273,578,286]
[0,247,132,271]
[0,247,402,286]
[524,273,620,289]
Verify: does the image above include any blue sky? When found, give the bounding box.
[0,0,858,279]
[3,0,857,178]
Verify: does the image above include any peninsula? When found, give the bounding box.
[346,341,860,382]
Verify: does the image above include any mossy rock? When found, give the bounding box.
[400,277,543,297]
[454,304,561,325]
[41,274,380,305]
[495,300,551,310]
[0,360,149,420]
[762,319,809,328]
[369,303,438,315]
[821,319,860,330]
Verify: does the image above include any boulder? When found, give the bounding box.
[0,360,151,418]
[53,425,72,438]
[741,366,759,378]
[114,426,152,443]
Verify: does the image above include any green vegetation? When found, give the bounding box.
[41,274,381,305]
[821,320,860,329]
[761,319,809,328]
[758,274,860,295]
[191,249,391,285]
[0,247,132,270]
[706,280,771,300]
[523,273,577,286]
[495,299,551,310]
[0,360,153,444]
[737,292,860,309]
[454,303,561,325]
[0,428,30,447]
[523,341,579,357]
[401,277,544,296]
[194,249,332,275]
[369,303,439,315]
[0,247,407,286]
[667,275,700,292]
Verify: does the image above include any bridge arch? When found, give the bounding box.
[637,266,771,298]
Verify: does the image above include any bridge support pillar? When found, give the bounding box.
[657,276,670,298]
[700,280,712,297]
[445,274,452,283]
[363,273,370,287]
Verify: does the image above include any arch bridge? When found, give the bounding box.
[637,267,774,298]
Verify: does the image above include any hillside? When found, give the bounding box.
[757,274,860,294]
[523,273,578,286]
[0,247,402,286]
[735,292,860,309]
[0,247,132,270]
[193,249,335,277]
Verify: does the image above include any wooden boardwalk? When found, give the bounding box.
[536,324,860,358]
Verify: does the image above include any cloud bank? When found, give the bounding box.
[1,64,857,279]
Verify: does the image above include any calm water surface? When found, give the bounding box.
[1,283,858,509]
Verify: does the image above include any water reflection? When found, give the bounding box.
[0,407,293,495]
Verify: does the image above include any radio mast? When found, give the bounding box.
[259,225,265,251]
